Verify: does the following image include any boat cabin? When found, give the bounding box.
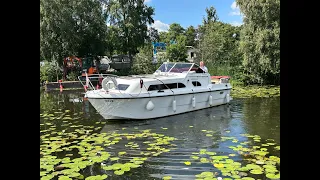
[102,62,217,94]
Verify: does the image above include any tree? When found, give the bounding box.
[40,0,107,65]
[202,6,218,25]
[159,31,169,43]
[167,23,185,42]
[131,44,156,74]
[166,35,187,62]
[185,26,196,47]
[236,0,280,85]
[106,0,155,63]
[202,22,241,65]
[105,26,122,57]
[147,27,160,43]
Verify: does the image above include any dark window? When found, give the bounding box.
[192,81,201,86]
[178,83,186,88]
[166,83,177,89]
[148,85,160,91]
[117,84,130,90]
[148,83,186,91]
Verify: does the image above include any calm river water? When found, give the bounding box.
[40,90,280,180]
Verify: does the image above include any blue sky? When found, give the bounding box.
[144,0,243,31]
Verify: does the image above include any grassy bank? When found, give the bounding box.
[231,84,280,98]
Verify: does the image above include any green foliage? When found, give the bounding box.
[166,35,187,62]
[202,6,218,25]
[185,26,196,47]
[131,45,157,74]
[148,27,160,43]
[199,21,242,78]
[66,71,78,81]
[237,0,280,85]
[40,61,62,83]
[106,0,155,60]
[167,23,185,42]
[159,32,168,43]
[40,0,107,65]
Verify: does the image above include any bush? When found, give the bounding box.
[40,61,62,83]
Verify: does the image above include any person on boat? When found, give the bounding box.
[200,61,208,73]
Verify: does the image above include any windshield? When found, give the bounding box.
[156,63,175,72]
[169,63,193,73]
[156,62,194,73]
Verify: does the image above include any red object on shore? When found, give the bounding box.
[59,80,63,92]
[211,76,230,79]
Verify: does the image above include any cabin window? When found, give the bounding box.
[148,85,161,91]
[117,84,130,90]
[192,81,202,86]
[148,83,186,91]
[178,83,186,88]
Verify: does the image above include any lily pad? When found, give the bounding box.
[163,176,172,180]
[214,163,224,168]
[241,177,255,180]
[250,169,263,174]
[58,176,72,180]
[85,174,108,180]
[266,173,280,179]
[114,170,124,175]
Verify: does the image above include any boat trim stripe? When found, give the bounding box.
[87,88,232,99]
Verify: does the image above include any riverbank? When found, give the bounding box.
[42,81,280,99]
[231,85,280,98]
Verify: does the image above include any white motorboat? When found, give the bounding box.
[80,62,232,120]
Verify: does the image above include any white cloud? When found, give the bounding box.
[231,1,238,10]
[229,1,242,16]
[230,21,243,27]
[229,11,241,16]
[150,20,169,32]
[144,0,152,3]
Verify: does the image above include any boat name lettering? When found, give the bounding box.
[105,100,114,102]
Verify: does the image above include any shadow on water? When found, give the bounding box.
[40,90,280,180]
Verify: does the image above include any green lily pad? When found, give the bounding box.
[250,169,263,174]
[231,174,241,179]
[114,170,124,175]
[41,174,54,180]
[191,155,199,160]
[58,176,72,180]
[241,177,255,180]
[85,174,108,180]
[102,166,113,170]
[118,151,126,156]
[110,157,120,161]
[200,158,210,163]
[40,171,47,176]
[163,176,172,180]
[214,163,224,168]
[122,166,130,171]
[267,143,276,145]
[195,171,214,178]
[184,161,191,165]
[246,164,262,170]
[266,173,280,179]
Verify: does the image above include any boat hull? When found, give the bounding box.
[87,89,232,120]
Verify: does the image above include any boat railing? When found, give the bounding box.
[77,73,118,91]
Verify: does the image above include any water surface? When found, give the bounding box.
[40,90,280,180]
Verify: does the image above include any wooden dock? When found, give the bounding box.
[44,81,84,91]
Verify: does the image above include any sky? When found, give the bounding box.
[144,0,243,32]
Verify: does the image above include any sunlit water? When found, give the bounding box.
[40,90,280,180]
